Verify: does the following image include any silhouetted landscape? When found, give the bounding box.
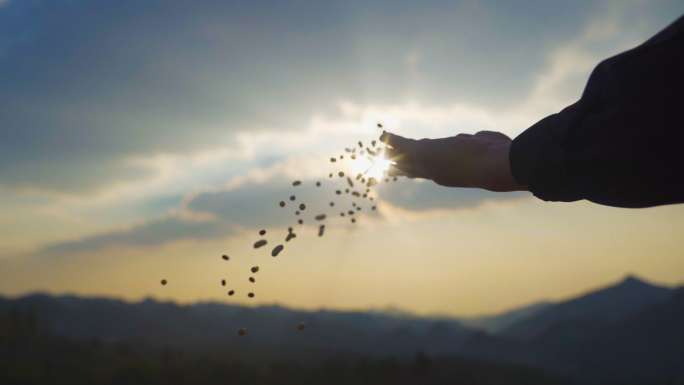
[2,275,682,384]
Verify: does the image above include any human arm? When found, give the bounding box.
[382,14,684,208]
[379,130,528,193]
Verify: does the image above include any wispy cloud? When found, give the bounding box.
[14,8,657,256]
[42,214,232,255]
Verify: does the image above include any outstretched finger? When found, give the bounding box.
[384,146,406,160]
[379,131,415,151]
[389,162,426,179]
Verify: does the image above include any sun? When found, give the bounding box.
[352,155,393,180]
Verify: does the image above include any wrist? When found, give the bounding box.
[479,142,528,192]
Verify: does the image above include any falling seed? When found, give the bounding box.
[360,151,365,155]
[293,181,302,186]
[356,173,362,180]
[295,211,300,215]
[341,212,345,216]
[254,240,267,249]
[248,293,255,298]
[316,182,321,187]
[351,154,356,160]
[288,226,293,233]
[385,178,390,183]
[315,214,326,221]
[329,173,333,178]
[222,255,229,260]
[351,218,356,223]
[372,206,377,210]
[222,279,226,286]
[351,191,360,197]
[336,190,341,195]
[238,328,246,336]
[366,189,370,193]
[367,148,377,156]
[352,202,356,207]
[259,230,266,236]
[340,155,344,159]
[348,210,354,215]
[299,203,305,210]
[161,279,167,285]
[330,158,337,163]
[329,202,335,207]
[347,177,354,187]
[367,177,377,187]
[357,207,361,211]
[298,219,303,224]
[370,197,374,201]
[339,171,345,177]
[372,140,377,147]
[345,189,350,193]
[298,322,306,331]
[358,141,363,148]
[249,277,255,283]
[318,225,325,237]
[272,245,284,257]
[251,266,259,273]
[286,232,296,242]
[363,194,367,198]
[361,178,366,183]
[345,148,351,152]
[280,201,286,207]
[377,123,382,128]
[394,177,398,181]
[229,290,235,296]
[290,195,296,201]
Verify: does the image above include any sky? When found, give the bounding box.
[1,0,684,317]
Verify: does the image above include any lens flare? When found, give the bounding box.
[352,156,393,180]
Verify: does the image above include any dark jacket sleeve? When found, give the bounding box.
[509,14,684,208]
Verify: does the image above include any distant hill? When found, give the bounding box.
[2,275,683,384]
[0,293,472,358]
[500,275,674,340]
[528,287,684,384]
[460,301,555,333]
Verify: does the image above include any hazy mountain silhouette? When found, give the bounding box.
[500,275,673,340]
[527,287,684,384]
[460,301,555,333]
[0,293,472,358]
[2,275,682,384]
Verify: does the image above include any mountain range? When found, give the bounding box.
[499,275,674,340]
[1,275,682,384]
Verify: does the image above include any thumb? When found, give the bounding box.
[379,131,415,150]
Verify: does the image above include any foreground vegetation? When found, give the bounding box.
[0,309,565,385]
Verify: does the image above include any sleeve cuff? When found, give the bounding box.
[509,114,569,188]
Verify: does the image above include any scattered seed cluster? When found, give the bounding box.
[161,123,398,337]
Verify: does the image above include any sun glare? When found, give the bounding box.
[352,155,393,180]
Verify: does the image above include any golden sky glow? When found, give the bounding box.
[1,0,683,318]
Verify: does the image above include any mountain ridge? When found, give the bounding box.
[500,274,675,340]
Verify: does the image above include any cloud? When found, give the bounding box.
[37,152,530,255]
[1,0,640,196]
[377,181,530,211]
[8,0,683,256]
[36,208,87,225]
[42,214,233,255]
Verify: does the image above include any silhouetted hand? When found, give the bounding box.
[379,131,528,192]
